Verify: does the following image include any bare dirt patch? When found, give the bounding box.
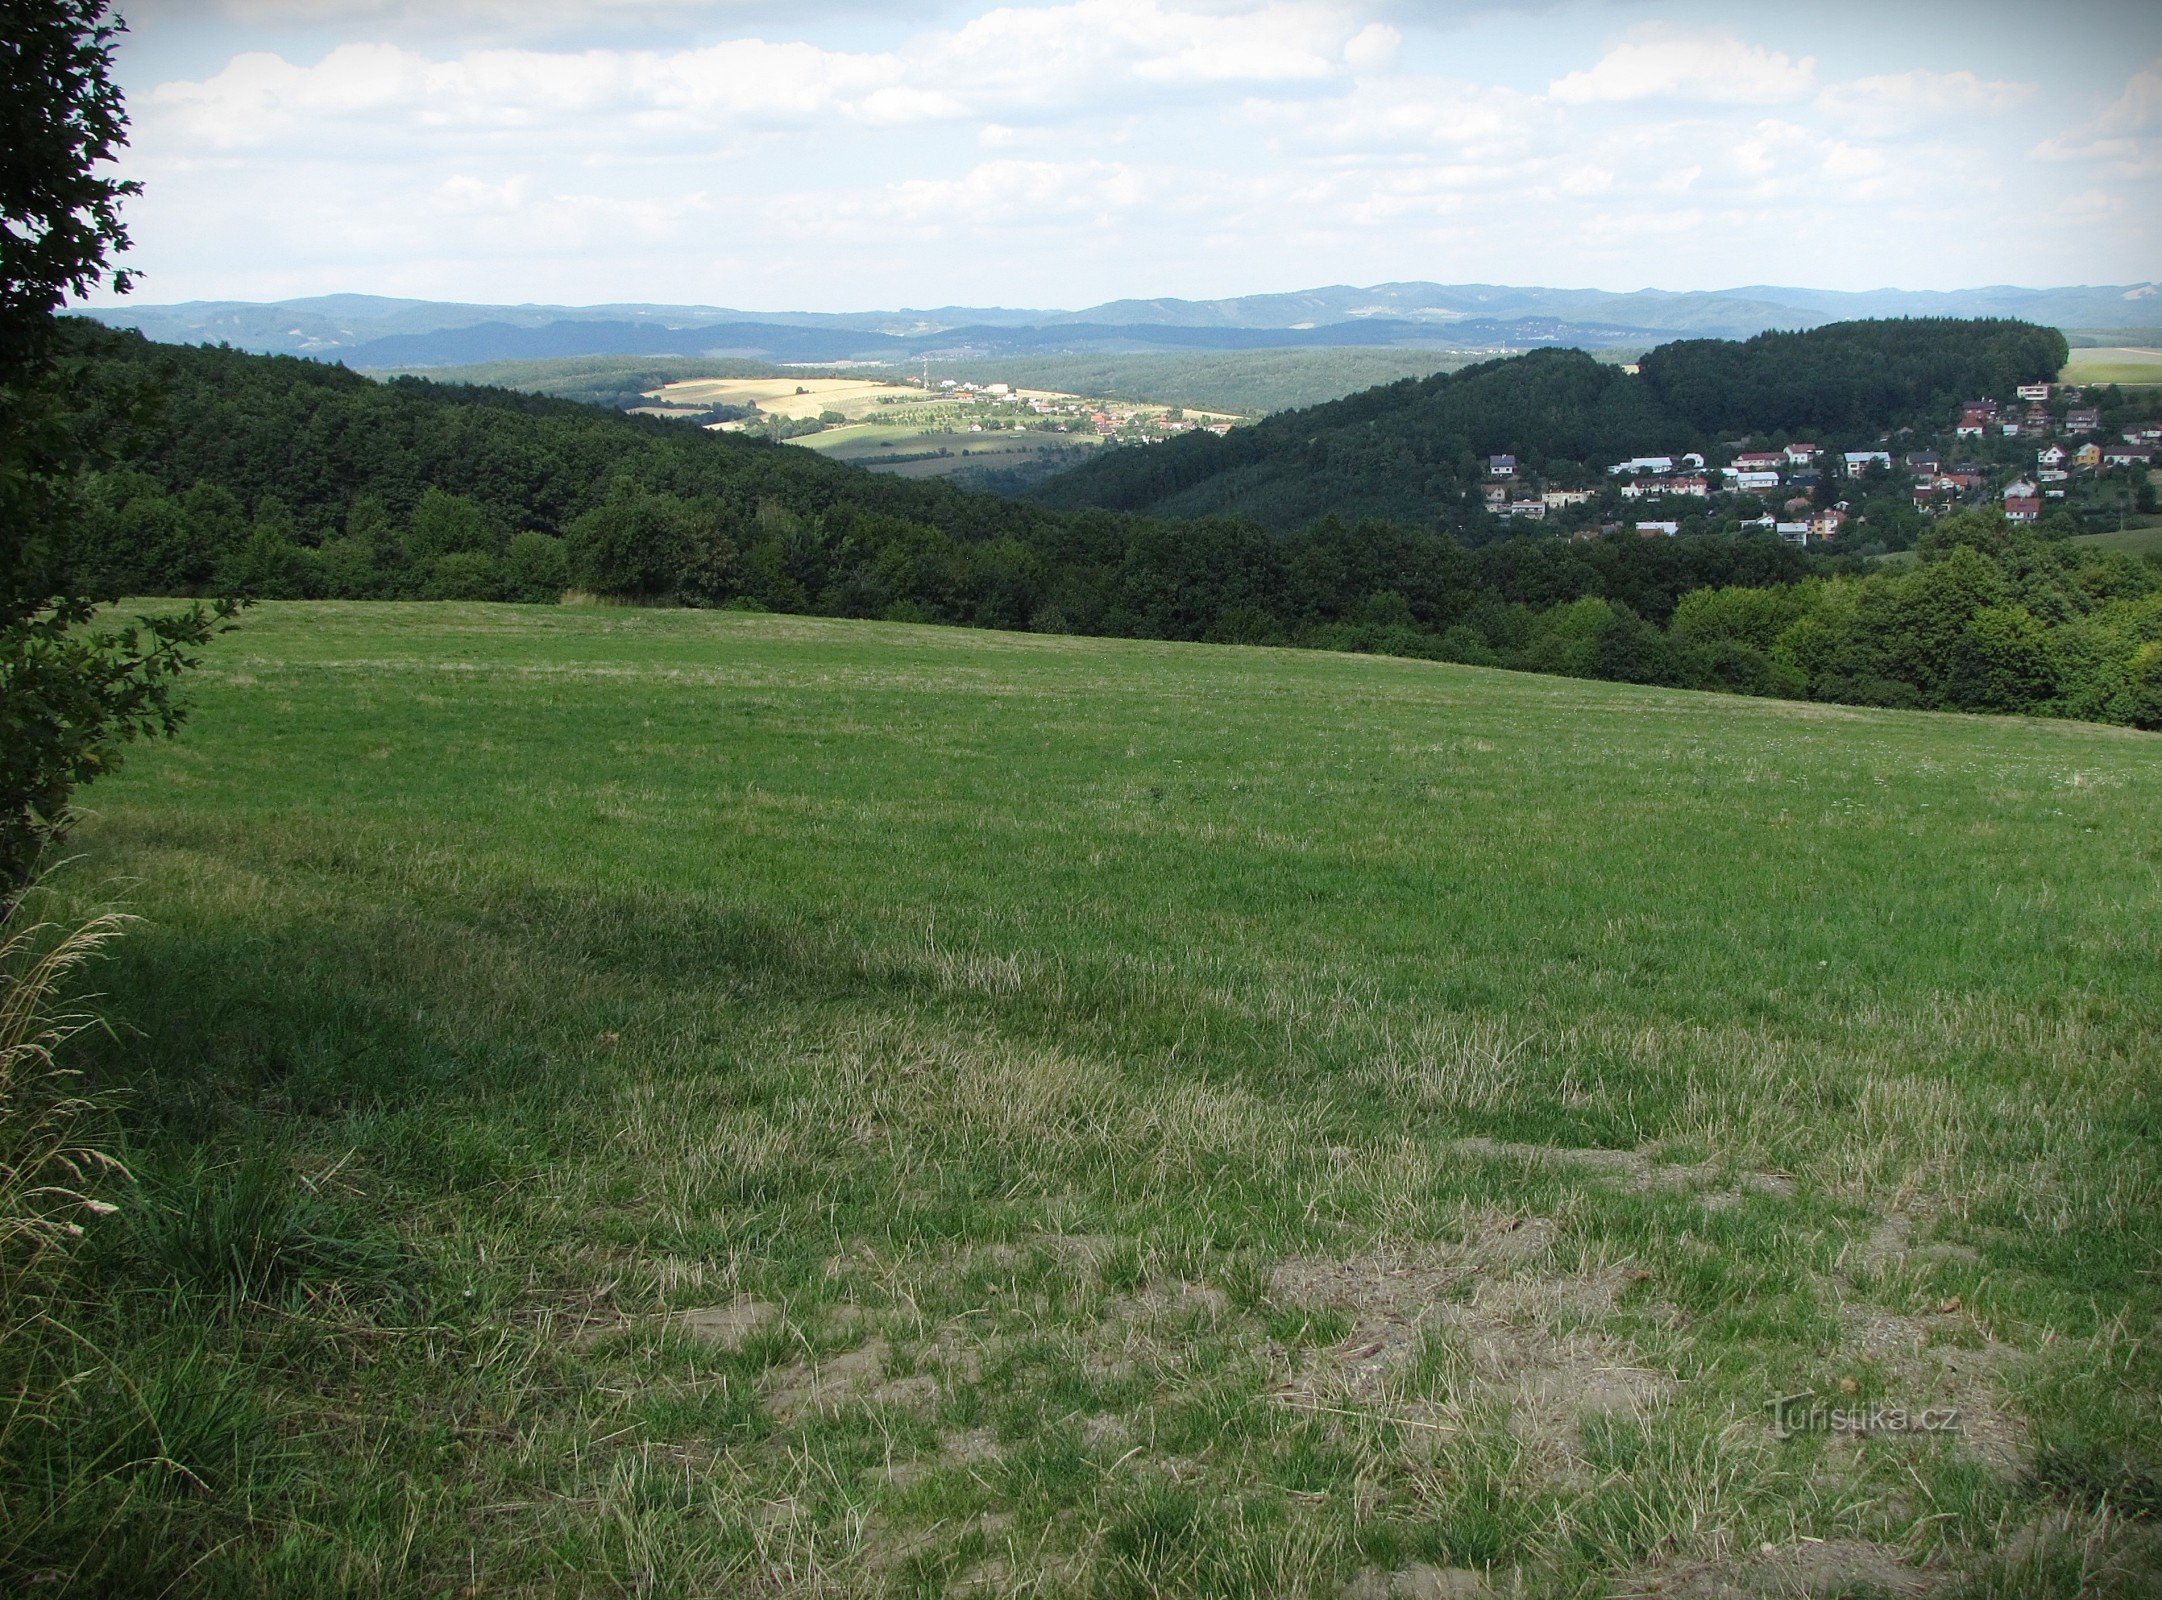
[1343,1563,1502,1599]
[763,1337,918,1422]
[1264,1239,1674,1472]
[1834,1306,2027,1471]
[1822,1203,2024,1472]
[673,1297,779,1349]
[1616,1537,1947,1597]
[1452,1137,1795,1201]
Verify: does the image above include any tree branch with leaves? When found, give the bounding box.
[1,0,239,910]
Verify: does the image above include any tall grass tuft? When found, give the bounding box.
[0,899,131,1301]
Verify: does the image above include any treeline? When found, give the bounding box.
[1029,318,2070,531]
[1431,516,2162,727]
[54,321,2162,730]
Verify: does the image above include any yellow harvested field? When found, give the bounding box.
[648,375,938,420]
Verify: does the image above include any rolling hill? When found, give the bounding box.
[77,280,2160,369]
[1027,319,2070,530]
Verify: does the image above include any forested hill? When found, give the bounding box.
[1028,318,2069,530]
[58,321,1069,555]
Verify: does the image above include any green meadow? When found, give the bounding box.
[12,601,2162,1597]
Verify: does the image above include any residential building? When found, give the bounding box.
[1542,488,1594,509]
[1488,454,1518,477]
[2037,445,2067,468]
[1844,451,1892,473]
[1725,469,1781,492]
[1482,483,1509,508]
[1905,451,1942,473]
[1784,443,1821,466]
[2066,408,2101,433]
[1635,521,1679,537]
[2075,443,2103,469]
[1808,508,1849,540]
[2017,382,2054,401]
[1504,499,1546,519]
[1775,522,1810,546]
[1733,451,1784,472]
[2004,496,2041,524]
[1608,456,1675,477]
[2103,445,2155,468]
[2004,478,2038,499]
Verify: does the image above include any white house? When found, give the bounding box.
[1489,454,1518,477]
[1725,469,1781,492]
[1784,443,1821,465]
[1608,456,1675,477]
[1635,520,1680,536]
[1775,522,1811,545]
[2017,382,2053,401]
[1844,451,1892,474]
[2038,445,2067,467]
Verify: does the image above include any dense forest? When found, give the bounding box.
[55,319,2162,730]
[1029,319,2070,530]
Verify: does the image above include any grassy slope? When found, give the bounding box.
[31,604,2162,1596]
[2071,520,2162,558]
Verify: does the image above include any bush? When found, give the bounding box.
[424,549,505,601]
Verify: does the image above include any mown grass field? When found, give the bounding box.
[2060,346,2162,387]
[2071,519,2162,559]
[15,602,2162,1597]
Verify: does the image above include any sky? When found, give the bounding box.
[84,0,2162,312]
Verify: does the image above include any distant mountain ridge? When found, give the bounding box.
[78,280,2161,369]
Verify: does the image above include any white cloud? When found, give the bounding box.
[2099,59,2162,132]
[1549,30,1815,106]
[103,3,2162,305]
[1818,69,2034,134]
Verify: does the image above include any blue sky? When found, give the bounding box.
[92,0,2162,310]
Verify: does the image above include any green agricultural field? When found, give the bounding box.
[2071,519,2162,559]
[2060,346,2162,387]
[16,603,2162,1597]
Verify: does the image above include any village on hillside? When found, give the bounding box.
[1480,380,2161,550]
